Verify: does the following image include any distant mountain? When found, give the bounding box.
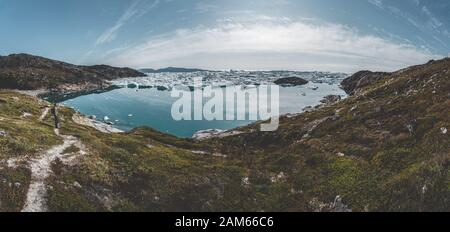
[140,67,207,73]
[0,53,146,91]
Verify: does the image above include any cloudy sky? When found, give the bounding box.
[1,0,449,72]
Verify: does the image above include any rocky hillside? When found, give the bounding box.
[0,58,448,212]
[207,58,450,211]
[341,70,390,95]
[0,54,146,91]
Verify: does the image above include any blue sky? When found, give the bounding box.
[0,0,449,72]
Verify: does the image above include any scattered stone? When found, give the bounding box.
[406,120,417,135]
[309,196,352,212]
[332,196,352,212]
[6,158,19,169]
[193,129,225,140]
[350,105,358,112]
[73,181,82,189]
[320,95,342,105]
[337,152,345,157]
[441,127,448,134]
[286,113,301,118]
[406,124,414,134]
[192,129,242,141]
[14,182,21,188]
[89,115,97,120]
[241,177,250,187]
[302,106,314,112]
[422,184,428,195]
[212,152,227,158]
[21,112,33,118]
[270,172,287,183]
[192,150,208,155]
[0,130,6,137]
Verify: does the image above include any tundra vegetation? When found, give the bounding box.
[0,58,449,212]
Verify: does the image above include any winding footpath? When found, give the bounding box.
[21,107,84,212]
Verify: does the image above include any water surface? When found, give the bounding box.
[62,82,345,138]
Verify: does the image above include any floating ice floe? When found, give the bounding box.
[112,70,348,91]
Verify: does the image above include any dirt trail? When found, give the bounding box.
[21,108,85,212]
[39,107,50,121]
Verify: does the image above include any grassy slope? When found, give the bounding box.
[0,59,449,212]
[207,58,450,212]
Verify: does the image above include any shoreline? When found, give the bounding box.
[6,79,346,138]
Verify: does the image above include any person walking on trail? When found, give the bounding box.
[51,103,60,129]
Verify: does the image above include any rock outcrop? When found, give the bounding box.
[341,70,389,95]
[320,95,342,105]
[0,53,146,92]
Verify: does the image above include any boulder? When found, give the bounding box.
[320,95,342,105]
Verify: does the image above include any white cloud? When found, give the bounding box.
[368,0,383,9]
[104,18,440,73]
[95,0,159,46]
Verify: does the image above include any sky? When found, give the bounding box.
[1,0,449,73]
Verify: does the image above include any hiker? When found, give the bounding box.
[51,103,60,129]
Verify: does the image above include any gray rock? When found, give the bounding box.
[341,71,390,95]
[320,95,342,105]
[192,129,225,140]
[331,196,352,212]
[73,181,82,189]
[0,130,6,137]
[302,106,314,112]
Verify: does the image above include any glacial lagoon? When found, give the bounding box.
[62,73,347,138]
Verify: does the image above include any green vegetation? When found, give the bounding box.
[0,58,449,212]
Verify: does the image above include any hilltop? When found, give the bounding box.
[0,58,448,212]
[0,54,146,92]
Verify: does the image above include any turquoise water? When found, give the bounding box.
[62,82,345,138]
